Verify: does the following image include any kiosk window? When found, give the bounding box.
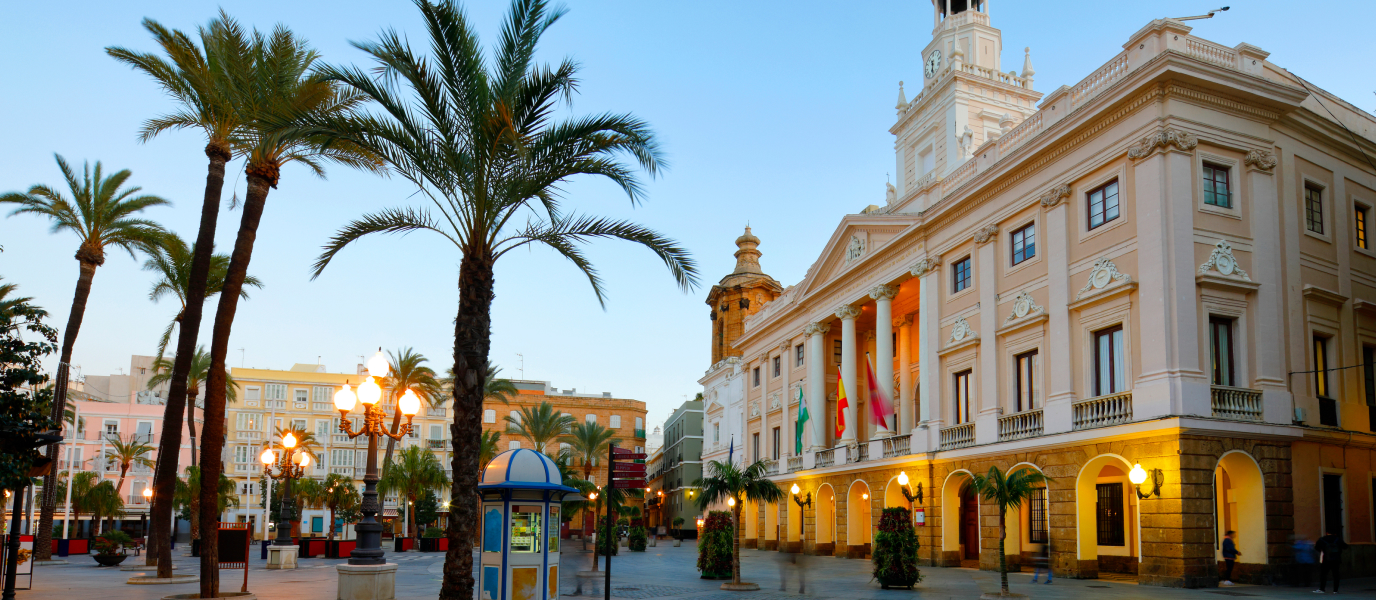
[511,505,542,553]
[482,506,503,552]
[548,506,560,552]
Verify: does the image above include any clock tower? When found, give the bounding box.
[889,0,1041,211]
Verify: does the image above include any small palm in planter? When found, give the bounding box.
[696,511,734,579]
[672,517,685,546]
[872,507,922,589]
[93,530,134,566]
[970,466,1052,599]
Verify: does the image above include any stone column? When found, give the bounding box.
[836,305,861,445]
[896,315,915,432]
[870,284,899,438]
[804,323,830,450]
[759,353,769,462]
[780,341,793,458]
[1244,150,1292,423]
[1040,184,1073,434]
[911,258,941,452]
[974,226,1000,445]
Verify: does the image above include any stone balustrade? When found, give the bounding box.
[939,423,975,450]
[1210,386,1263,421]
[787,456,803,472]
[855,443,869,462]
[816,448,835,468]
[1073,391,1133,431]
[882,434,911,458]
[998,409,1044,441]
[764,459,779,475]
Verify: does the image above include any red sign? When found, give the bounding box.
[612,480,645,489]
[610,446,634,455]
[611,463,646,474]
[612,453,647,460]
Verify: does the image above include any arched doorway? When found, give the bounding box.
[940,470,976,566]
[1215,451,1267,577]
[1076,454,1140,577]
[1007,463,1049,570]
[816,484,835,555]
[786,496,802,551]
[846,479,872,556]
[884,475,910,511]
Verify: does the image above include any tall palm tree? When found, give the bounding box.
[143,234,262,361]
[564,422,621,483]
[478,431,502,472]
[0,155,171,560]
[970,466,1053,596]
[304,3,697,596]
[55,471,100,539]
[321,473,358,540]
[172,465,239,543]
[102,434,156,532]
[106,15,249,575]
[147,346,238,467]
[379,446,449,543]
[194,29,375,598]
[693,460,784,587]
[445,364,518,405]
[380,348,442,477]
[504,402,574,455]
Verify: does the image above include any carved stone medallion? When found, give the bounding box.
[1198,240,1251,280]
[1038,183,1072,208]
[949,317,972,343]
[1003,291,1044,324]
[1076,257,1134,300]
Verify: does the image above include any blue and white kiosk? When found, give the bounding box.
[478,449,579,600]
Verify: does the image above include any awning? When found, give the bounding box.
[382,509,398,517]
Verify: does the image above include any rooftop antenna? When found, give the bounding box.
[516,353,524,379]
[1174,6,1229,21]
[238,348,245,368]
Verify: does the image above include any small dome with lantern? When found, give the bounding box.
[479,449,577,492]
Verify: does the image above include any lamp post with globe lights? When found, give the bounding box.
[332,349,421,566]
[261,431,311,547]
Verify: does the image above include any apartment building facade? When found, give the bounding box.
[647,400,704,536]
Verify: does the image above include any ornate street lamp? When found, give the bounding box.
[262,431,311,547]
[333,350,420,565]
[790,483,811,551]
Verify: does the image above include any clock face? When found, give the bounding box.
[924,50,942,79]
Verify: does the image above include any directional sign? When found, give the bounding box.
[611,463,646,474]
[610,446,634,455]
[612,480,645,489]
[611,453,647,460]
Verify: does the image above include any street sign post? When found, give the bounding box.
[611,480,644,489]
[611,463,646,474]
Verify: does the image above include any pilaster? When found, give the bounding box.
[1243,150,1292,424]
[1042,186,1074,434]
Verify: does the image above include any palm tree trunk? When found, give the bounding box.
[380,407,403,481]
[152,142,228,578]
[35,259,98,561]
[187,391,199,467]
[733,502,742,585]
[329,507,336,540]
[408,493,416,543]
[199,168,271,598]
[998,507,1008,595]
[439,249,495,600]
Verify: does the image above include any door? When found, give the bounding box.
[960,484,979,559]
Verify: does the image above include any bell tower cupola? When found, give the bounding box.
[705,227,783,365]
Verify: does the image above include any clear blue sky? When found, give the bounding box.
[2,0,1371,429]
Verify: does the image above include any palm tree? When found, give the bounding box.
[564,422,621,482]
[478,430,502,472]
[267,425,320,463]
[106,13,251,577]
[102,434,156,532]
[55,471,100,539]
[1,155,171,559]
[693,460,785,587]
[504,402,574,455]
[970,466,1052,596]
[172,465,239,543]
[292,478,327,537]
[378,446,449,543]
[147,346,238,467]
[445,364,518,405]
[321,473,359,540]
[86,481,124,536]
[380,348,442,477]
[304,3,698,596]
[143,234,263,361]
[0,277,46,321]
[193,30,375,597]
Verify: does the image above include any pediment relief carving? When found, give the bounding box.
[1198,240,1250,281]
[1002,291,1045,325]
[1076,257,1135,301]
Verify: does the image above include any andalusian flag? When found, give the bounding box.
[835,366,849,438]
[794,386,809,454]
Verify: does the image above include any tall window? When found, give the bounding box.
[1357,203,1369,250]
[833,340,842,366]
[1202,163,1232,208]
[1305,184,1324,234]
[753,367,760,387]
[1093,326,1125,397]
[796,344,805,367]
[1315,335,1338,426]
[1088,180,1120,230]
[773,356,781,378]
[953,370,972,424]
[1028,487,1049,544]
[1208,317,1236,387]
[1321,473,1343,538]
[713,422,720,443]
[952,257,972,293]
[1364,346,1376,431]
[1096,483,1125,546]
[1011,223,1036,265]
[771,427,780,460]
[1014,350,1038,411]
[752,432,760,462]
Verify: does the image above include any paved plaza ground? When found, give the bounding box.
[15,540,1375,600]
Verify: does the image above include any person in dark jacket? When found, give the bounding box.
[1293,535,1316,587]
[1221,530,1240,585]
[1314,527,1347,594]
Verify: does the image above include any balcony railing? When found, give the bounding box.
[266,400,286,409]
[426,407,446,417]
[854,444,869,462]
[786,456,803,472]
[998,409,1044,441]
[633,428,646,439]
[1073,391,1133,431]
[882,434,910,458]
[939,423,975,450]
[333,434,352,444]
[312,402,333,412]
[1210,386,1263,421]
[815,448,835,468]
[763,459,779,476]
[236,431,262,441]
[426,439,447,450]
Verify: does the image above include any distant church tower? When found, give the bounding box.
[706,227,783,364]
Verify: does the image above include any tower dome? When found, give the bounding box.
[479,448,575,491]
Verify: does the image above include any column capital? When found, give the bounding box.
[1038,183,1071,208]
[869,284,899,301]
[973,224,999,245]
[909,257,941,278]
[1244,149,1278,173]
[893,314,914,328]
[1127,127,1198,161]
[834,305,861,320]
[803,322,831,337]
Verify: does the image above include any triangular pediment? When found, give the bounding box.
[796,213,919,297]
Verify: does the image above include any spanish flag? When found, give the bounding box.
[835,366,848,438]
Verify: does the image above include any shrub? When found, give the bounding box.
[93,530,134,556]
[696,511,733,579]
[423,527,444,539]
[596,517,618,557]
[672,516,685,539]
[872,507,922,587]
[628,526,647,551]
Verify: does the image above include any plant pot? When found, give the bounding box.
[94,554,128,567]
[878,574,919,590]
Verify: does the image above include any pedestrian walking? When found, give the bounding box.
[1030,543,1052,584]
[1293,535,1316,587]
[775,550,807,593]
[1221,530,1240,586]
[1314,527,1347,594]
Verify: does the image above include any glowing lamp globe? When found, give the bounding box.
[143,487,153,499]
[282,432,297,449]
[790,483,801,495]
[334,385,357,412]
[293,452,310,467]
[366,349,389,378]
[727,497,735,507]
[897,471,909,486]
[260,449,276,465]
[862,493,869,500]
[358,378,383,405]
[1129,463,1149,485]
[588,492,598,501]
[398,389,421,416]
